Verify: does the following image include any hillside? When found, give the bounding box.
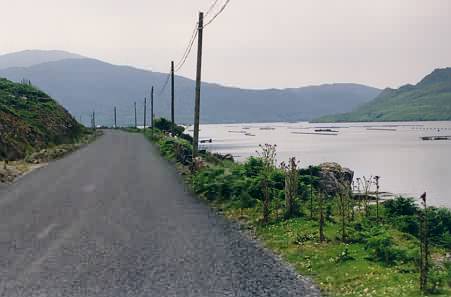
[314,68,451,122]
[0,78,83,160]
[0,54,380,125]
[0,50,83,69]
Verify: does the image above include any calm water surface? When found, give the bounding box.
[194,121,451,208]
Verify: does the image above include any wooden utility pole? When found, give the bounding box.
[151,86,154,131]
[92,111,96,131]
[114,106,117,128]
[192,11,204,158]
[134,102,137,128]
[143,97,147,132]
[171,61,175,135]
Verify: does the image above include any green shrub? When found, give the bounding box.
[243,157,264,177]
[364,227,415,265]
[154,118,184,136]
[294,231,318,245]
[384,197,418,217]
[270,169,285,190]
[393,215,419,236]
[427,264,449,294]
[247,175,264,200]
[427,207,451,248]
[236,191,256,209]
[179,133,193,143]
[335,245,355,263]
[446,261,451,287]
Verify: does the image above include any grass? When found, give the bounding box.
[138,125,451,297]
[220,204,450,297]
[0,78,85,160]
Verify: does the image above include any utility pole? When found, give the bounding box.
[92,111,96,131]
[192,11,204,158]
[114,106,117,129]
[143,97,147,132]
[134,102,137,128]
[151,86,154,131]
[171,60,175,135]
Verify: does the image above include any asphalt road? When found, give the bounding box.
[0,131,320,297]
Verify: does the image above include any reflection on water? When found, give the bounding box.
[194,121,451,208]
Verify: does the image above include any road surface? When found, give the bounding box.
[0,131,319,297]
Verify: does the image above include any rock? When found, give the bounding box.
[317,162,354,197]
[213,153,234,162]
[0,165,21,183]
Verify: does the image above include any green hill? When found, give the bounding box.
[314,67,451,122]
[0,78,83,160]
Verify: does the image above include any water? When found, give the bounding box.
[193,121,451,208]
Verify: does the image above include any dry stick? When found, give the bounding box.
[374,176,380,222]
[356,178,362,214]
[339,192,346,242]
[258,144,276,224]
[263,178,270,224]
[419,192,429,292]
[319,191,325,243]
[363,176,373,216]
[284,157,298,218]
[310,166,314,220]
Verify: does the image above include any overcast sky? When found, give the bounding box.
[1,0,451,89]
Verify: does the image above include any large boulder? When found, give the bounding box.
[317,162,354,197]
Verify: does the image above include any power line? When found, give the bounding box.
[175,29,198,72]
[205,0,220,18]
[157,72,171,96]
[158,0,231,95]
[204,0,231,28]
[175,23,197,69]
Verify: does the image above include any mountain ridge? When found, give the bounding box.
[0,50,381,125]
[313,67,451,123]
[0,50,84,69]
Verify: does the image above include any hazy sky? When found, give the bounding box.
[1,0,451,89]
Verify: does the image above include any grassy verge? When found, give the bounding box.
[0,130,102,183]
[139,122,451,297]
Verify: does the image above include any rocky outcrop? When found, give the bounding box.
[317,162,354,197]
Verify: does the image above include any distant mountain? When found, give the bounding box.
[0,50,83,69]
[0,54,380,125]
[314,68,451,123]
[0,78,83,160]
